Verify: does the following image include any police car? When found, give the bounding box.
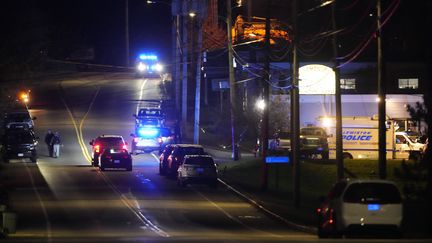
[130,127,174,155]
[135,54,164,78]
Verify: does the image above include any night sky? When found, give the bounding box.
[1,0,172,67]
[1,0,430,72]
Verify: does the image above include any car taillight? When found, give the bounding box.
[329,208,334,225]
[95,145,100,153]
[122,144,128,150]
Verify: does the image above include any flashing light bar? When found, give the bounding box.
[139,54,158,61]
[138,128,159,137]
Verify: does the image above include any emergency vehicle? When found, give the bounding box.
[135,53,164,78]
[317,115,426,160]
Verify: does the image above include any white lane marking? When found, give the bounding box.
[98,171,169,238]
[136,79,148,115]
[25,164,52,242]
[193,189,282,239]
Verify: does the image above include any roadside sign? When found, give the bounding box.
[265,156,289,164]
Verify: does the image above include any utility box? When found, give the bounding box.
[2,212,17,234]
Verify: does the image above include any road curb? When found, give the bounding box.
[217,178,317,235]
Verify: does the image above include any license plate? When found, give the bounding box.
[196,168,204,173]
[18,153,24,157]
[114,160,120,163]
[367,204,380,211]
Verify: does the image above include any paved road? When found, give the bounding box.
[1,72,317,242]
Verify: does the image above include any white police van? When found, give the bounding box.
[317,115,426,160]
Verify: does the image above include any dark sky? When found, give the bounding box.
[1,0,430,69]
[2,0,172,66]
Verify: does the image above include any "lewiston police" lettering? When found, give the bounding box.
[342,131,372,141]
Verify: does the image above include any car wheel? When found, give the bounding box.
[93,155,99,166]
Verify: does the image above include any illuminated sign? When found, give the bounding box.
[265,156,290,163]
[299,64,335,95]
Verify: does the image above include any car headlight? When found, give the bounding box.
[153,63,163,72]
[137,63,147,72]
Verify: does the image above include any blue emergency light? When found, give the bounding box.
[139,54,158,61]
[138,127,159,137]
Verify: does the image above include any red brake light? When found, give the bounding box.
[95,144,100,153]
[122,144,128,150]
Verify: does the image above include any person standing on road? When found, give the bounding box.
[44,129,54,157]
[51,131,62,158]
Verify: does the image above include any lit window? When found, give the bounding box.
[340,78,356,90]
[398,78,418,89]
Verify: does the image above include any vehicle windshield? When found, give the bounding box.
[300,128,326,136]
[138,118,159,126]
[138,109,162,117]
[180,147,205,155]
[97,138,123,147]
[103,148,128,155]
[343,182,402,204]
[184,157,214,166]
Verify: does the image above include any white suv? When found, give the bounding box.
[317,178,403,238]
[177,154,218,188]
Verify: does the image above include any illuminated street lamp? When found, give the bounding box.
[255,98,266,111]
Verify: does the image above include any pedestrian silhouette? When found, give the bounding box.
[45,129,54,157]
[51,131,62,158]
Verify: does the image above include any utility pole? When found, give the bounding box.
[194,18,203,144]
[227,0,239,160]
[291,0,301,208]
[181,0,189,138]
[172,0,181,118]
[261,0,272,191]
[125,0,129,67]
[332,1,343,180]
[377,0,387,179]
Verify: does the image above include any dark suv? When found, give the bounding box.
[2,129,38,163]
[166,144,206,176]
[4,110,36,130]
[89,135,128,166]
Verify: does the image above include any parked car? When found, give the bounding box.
[166,144,206,177]
[159,144,175,175]
[177,155,218,188]
[98,148,132,171]
[2,129,38,163]
[89,135,128,166]
[317,178,403,238]
[4,110,36,130]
